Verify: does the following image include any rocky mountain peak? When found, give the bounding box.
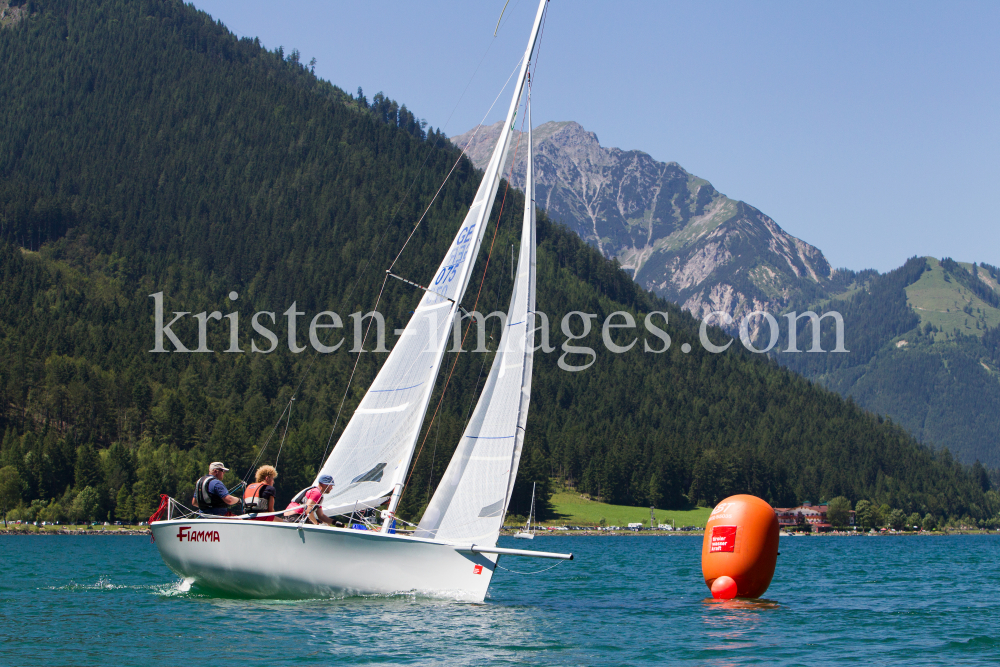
[451,121,836,333]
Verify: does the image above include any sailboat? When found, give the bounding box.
[514,483,536,539]
[150,0,569,602]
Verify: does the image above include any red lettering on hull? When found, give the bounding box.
[175,526,220,543]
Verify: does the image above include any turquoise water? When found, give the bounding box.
[1,534,998,665]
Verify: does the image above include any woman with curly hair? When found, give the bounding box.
[244,465,278,521]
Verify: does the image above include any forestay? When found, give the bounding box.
[315,0,549,520]
[416,94,537,545]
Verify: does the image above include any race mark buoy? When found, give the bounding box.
[701,494,779,599]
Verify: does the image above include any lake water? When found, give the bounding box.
[1,534,998,665]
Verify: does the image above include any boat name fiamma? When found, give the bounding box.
[176,526,221,543]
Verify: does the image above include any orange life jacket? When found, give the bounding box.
[244,482,271,513]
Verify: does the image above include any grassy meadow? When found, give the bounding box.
[541,491,712,528]
[905,258,1000,339]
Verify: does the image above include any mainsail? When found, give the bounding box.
[316,0,548,524]
[416,93,537,545]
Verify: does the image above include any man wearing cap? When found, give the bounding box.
[193,462,241,517]
[283,474,335,525]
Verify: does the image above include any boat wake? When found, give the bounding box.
[46,576,186,597]
[46,576,124,592]
[47,575,483,604]
[156,575,490,604]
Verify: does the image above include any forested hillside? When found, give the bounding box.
[778,257,1000,466]
[0,0,995,528]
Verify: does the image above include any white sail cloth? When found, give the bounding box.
[317,177,509,515]
[315,0,547,517]
[416,95,537,545]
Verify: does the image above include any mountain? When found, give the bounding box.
[777,257,1000,467]
[451,121,844,333]
[0,0,995,527]
[454,123,1000,468]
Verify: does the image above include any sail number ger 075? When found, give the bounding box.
[434,226,474,286]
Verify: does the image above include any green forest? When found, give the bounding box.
[777,258,1000,467]
[1,0,997,529]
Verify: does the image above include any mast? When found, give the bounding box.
[502,84,536,517]
[529,482,536,533]
[375,0,549,532]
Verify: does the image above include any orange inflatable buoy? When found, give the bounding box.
[701,494,779,599]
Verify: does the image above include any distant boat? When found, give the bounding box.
[514,482,536,539]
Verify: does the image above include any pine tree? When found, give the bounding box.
[74,443,103,489]
[114,484,135,523]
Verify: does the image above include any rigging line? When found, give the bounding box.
[471,76,531,386]
[319,273,390,464]
[328,22,544,496]
[494,0,511,36]
[241,398,293,486]
[264,28,522,449]
[304,52,524,430]
[528,3,548,83]
[388,55,525,272]
[455,93,528,437]
[426,412,442,502]
[306,60,525,469]
[493,558,565,576]
[243,154,422,486]
[398,89,531,500]
[386,270,455,304]
[456,139,523,433]
[272,114,438,421]
[438,0,512,137]
[496,0,528,38]
[338,14,534,316]
[273,397,294,468]
[470,86,531,429]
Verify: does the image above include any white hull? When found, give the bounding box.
[513,532,534,539]
[151,519,498,601]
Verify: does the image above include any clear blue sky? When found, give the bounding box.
[193,0,999,273]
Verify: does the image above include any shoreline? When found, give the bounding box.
[507,530,998,537]
[1,527,150,536]
[2,527,995,537]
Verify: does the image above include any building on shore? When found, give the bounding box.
[773,501,855,532]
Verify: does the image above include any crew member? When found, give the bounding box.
[284,474,335,525]
[244,465,278,521]
[193,462,241,517]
